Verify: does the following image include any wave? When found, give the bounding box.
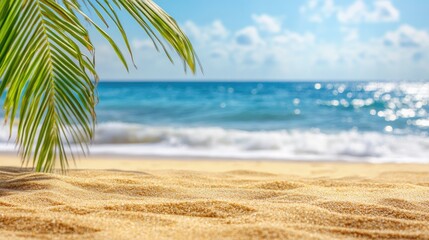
[2,122,428,163]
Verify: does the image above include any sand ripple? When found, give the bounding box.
[0,166,429,239]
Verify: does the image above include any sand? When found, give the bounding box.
[0,156,429,239]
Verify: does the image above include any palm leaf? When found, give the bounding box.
[0,0,199,172]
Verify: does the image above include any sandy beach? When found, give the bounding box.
[0,156,428,239]
[2,0,429,238]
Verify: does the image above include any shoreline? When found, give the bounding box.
[4,151,428,165]
[1,154,429,177]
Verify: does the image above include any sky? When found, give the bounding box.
[94,0,429,81]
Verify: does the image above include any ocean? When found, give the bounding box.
[1,81,429,163]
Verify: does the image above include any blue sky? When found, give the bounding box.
[95,0,429,81]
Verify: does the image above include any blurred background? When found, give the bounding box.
[94,0,429,81]
[1,0,428,163]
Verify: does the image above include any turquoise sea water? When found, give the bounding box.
[1,81,429,162]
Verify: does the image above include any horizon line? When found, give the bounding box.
[97,79,429,83]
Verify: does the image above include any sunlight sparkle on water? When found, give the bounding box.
[384,126,394,133]
[314,83,322,90]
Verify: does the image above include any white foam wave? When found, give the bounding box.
[1,122,428,163]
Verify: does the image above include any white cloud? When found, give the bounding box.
[371,0,400,22]
[252,14,282,33]
[183,20,228,43]
[337,0,367,23]
[341,27,359,42]
[188,21,428,79]
[132,39,153,49]
[383,25,429,48]
[338,0,400,23]
[301,0,400,24]
[235,26,263,46]
[96,18,428,81]
[300,0,337,23]
[273,31,315,46]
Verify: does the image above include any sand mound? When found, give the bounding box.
[1,161,429,239]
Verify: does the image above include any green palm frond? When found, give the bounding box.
[0,0,199,172]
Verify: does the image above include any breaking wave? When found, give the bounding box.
[3,122,427,163]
